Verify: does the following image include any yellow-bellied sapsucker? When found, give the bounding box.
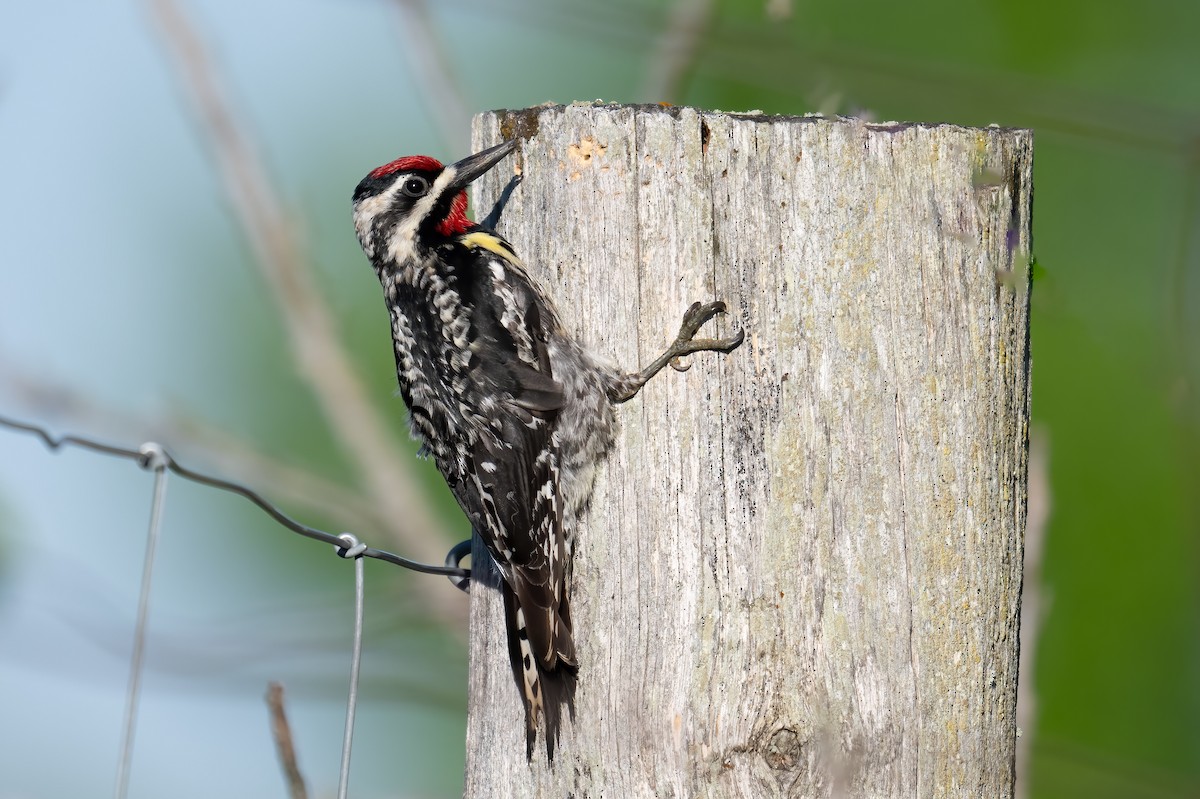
[352,138,742,760]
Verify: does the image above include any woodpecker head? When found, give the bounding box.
[352,139,518,264]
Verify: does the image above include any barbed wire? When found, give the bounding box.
[0,410,474,797]
[0,412,473,585]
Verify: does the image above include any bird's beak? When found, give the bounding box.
[445,139,518,192]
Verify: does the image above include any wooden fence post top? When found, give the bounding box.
[464,103,1032,799]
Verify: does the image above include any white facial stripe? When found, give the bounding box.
[384,164,460,264]
[353,180,404,251]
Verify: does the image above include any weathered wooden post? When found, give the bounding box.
[464,103,1032,798]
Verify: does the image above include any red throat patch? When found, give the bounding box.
[437,192,472,236]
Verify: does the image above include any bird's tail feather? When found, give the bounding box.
[501,583,577,761]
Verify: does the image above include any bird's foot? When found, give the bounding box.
[609,301,744,403]
[664,301,745,373]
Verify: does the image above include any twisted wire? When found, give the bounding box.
[0,413,471,582]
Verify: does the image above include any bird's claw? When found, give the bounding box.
[669,357,693,373]
[666,301,745,369]
[610,299,744,403]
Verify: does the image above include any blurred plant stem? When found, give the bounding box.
[145,0,466,627]
[392,0,472,152]
[639,0,716,103]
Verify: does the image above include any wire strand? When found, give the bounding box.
[0,411,473,795]
[113,447,169,799]
[335,534,366,799]
[0,413,470,582]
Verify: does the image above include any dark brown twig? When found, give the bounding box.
[266,682,309,799]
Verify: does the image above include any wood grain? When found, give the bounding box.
[464,103,1032,798]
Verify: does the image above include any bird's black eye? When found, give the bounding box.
[401,176,429,198]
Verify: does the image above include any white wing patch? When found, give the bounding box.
[486,256,538,366]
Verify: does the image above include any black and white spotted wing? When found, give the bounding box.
[447,230,577,756]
